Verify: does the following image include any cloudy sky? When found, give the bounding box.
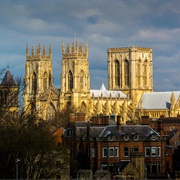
[0,0,180,91]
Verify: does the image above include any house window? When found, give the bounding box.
[166,149,169,155]
[109,147,114,157]
[151,135,157,140]
[103,147,108,157]
[145,147,161,157]
[115,147,119,157]
[145,147,150,157]
[124,135,129,141]
[134,147,139,153]
[134,135,139,141]
[151,147,157,157]
[92,147,96,157]
[124,147,129,157]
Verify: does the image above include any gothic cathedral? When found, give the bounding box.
[23,41,180,123]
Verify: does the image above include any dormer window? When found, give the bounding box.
[124,135,129,141]
[151,135,156,140]
[134,135,139,141]
[109,135,113,141]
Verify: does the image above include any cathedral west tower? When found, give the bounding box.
[60,41,90,113]
[24,44,59,120]
[107,46,153,105]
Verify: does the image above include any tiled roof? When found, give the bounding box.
[90,83,127,99]
[138,91,180,110]
[1,69,16,86]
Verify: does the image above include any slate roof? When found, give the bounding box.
[90,83,127,99]
[1,69,16,86]
[116,161,129,173]
[138,91,180,110]
[75,123,159,139]
[99,125,159,138]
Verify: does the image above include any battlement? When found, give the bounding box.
[62,41,88,59]
[107,46,152,53]
[26,43,52,61]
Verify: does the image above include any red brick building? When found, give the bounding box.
[64,116,167,179]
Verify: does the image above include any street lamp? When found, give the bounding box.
[16,159,20,180]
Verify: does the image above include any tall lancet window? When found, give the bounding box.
[80,70,84,90]
[137,60,141,86]
[49,72,51,86]
[68,71,73,91]
[43,72,48,90]
[32,72,37,93]
[124,60,129,87]
[115,60,120,87]
[143,60,147,86]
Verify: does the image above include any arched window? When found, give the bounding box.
[68,71,73,91]
[80,70,84,90]
[137,61,141,86]
[43,72,48,90]
[32,72,37,93]
[46,102,56,121]
[81,102,86,113]
[124,60,129,87]
[143,60,147,86]
[49,72,51,86]
[115,60,120,87]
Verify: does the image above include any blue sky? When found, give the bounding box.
[0,0,180,91]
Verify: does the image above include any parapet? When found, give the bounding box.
[107,46,152,53]
[62,41,88,59]
[26,43,52,61]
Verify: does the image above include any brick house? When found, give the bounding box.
[63,116,167,179]
[142,115,180,177]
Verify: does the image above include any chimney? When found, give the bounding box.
[141,116,150,125]
[70,113,75,122]
[117,115,121,131]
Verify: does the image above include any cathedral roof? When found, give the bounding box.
[1,69,16,86]
[90,84,127,98]
[138,91,180,110]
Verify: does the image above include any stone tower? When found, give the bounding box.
[60,41,90,113]
[107,46,153,105]
[24,44,59,120]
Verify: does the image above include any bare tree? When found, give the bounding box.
[0,74,70,179]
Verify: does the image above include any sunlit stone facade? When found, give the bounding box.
[23,42,180,122]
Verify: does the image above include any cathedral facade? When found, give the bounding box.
[23,41,180,123]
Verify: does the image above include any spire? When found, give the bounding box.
[75,40,78,54]
[49,44,52,57]
[37,43,41,56]
[67,43,70,54]
[86,42,88,56]
[72,42,74,54]
[43,45,46,56]
[26,43,29,57]
[79,43,83,55]
[171,91,175,105]
[100,83,106,91]
[62,41,65,55]
[1,69,16,86]
[32,45,34,56]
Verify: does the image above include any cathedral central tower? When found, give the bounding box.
[107,46,153,105]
